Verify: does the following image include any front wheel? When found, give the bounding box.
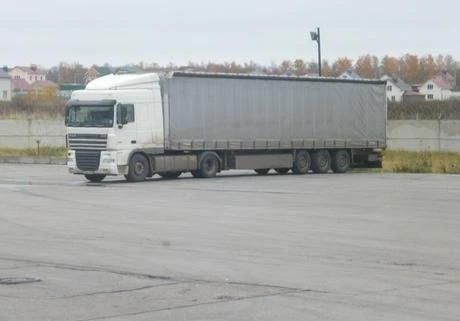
[254,168,270,175]
[84,174,106,182]
[126,153,149,182]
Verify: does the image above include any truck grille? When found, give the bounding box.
[68,134,107,151]
[76,150,101,171]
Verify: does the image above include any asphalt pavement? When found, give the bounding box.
[0,164,459,321]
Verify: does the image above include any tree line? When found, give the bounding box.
[47,54,459,87]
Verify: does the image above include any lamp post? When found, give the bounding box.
[310,27,322,76]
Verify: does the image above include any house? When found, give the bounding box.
[338,69,362,80]
[0,68,12,101]
[381,74,412,102]
[84,66,113,84]
[9,65,46,84]
[11,78,31,95]
[418,71,460,101]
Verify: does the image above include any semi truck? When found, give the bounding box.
[65,72,387,182]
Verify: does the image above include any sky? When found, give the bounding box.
[2,0,459,68]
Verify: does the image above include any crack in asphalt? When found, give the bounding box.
[75,288,319,321]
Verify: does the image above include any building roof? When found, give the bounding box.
[339,69,362,80]
[12,78,31,91]
[432,71,455,90]
[12,65,46,76]
[381,74,412,91]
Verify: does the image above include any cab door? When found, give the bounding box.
[114,103,137,150]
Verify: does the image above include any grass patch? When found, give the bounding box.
[383,150,460,174]
[0,146,67,157]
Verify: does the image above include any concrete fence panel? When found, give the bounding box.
[0,119,459,152]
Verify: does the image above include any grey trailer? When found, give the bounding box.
[154,72,386,177]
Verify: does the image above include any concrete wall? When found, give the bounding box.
[0,119,459,153]
[387,120,460,152]
[0,119,65,148]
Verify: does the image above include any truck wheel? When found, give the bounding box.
[126,153,149,182]
[331,150,351,173]
[191,170,202,178]
[275,168,290,174]
[158,171,181,179]
[292,150,311,174]
[311,150,331,174]
[254,168,270,175]
[198,152,219,178]
[84,174,106,182]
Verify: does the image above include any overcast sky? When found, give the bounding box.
[2,0,459,68]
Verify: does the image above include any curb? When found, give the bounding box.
[0,156,66,165]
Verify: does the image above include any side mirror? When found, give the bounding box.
[116,104,128,127]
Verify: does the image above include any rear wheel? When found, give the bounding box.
[126,153,149,182]
[197,152,219,178]
[275,168,290,174]
[254,168,270,175]
[157,171,182,179]
[331,150,351,173]
[311,150,331,174]
[292,150,311,174]
[84,174,106,182]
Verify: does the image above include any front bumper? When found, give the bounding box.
[67,150,125,176]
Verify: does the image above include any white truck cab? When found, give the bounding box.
[66,73,164,181]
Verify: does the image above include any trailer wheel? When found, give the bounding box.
[84,174,106,182]
[158,171,182,179]
[311,150,331,174]
[126,153,149,182]
[292,150,311,174]
[275,168,290,174]
[197,152,219,178]
[331,150,350,173]
[254,168,270,175]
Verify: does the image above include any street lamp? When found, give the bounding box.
[310,27,322,76]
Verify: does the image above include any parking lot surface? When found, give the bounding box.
[0,164,459,321]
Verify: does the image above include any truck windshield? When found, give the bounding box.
[65,105,114,128]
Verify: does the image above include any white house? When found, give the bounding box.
[381,75,412,102]
[338,69,362,80]
[9,65,46,84]
[0,69,12,101]
[418,71,460,101]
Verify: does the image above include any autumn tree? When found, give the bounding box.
[354,54,374,78]
[331,57,352,76]
[400,54,420,83]
[380,56,400,77]
[419,55,437,82]
[279,60,294,75]
[293,59,307,76]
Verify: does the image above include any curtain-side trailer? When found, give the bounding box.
[65,72,387,182]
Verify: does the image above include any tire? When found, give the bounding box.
[254,168,270,175]
[331,150,351,173]
[197,152,219,178]
[126,153,149,182]
[275,168,290,174]
[292,150,311,174]
[158,171,182,179]
[311,150,331,174]
[84,174,106,182]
